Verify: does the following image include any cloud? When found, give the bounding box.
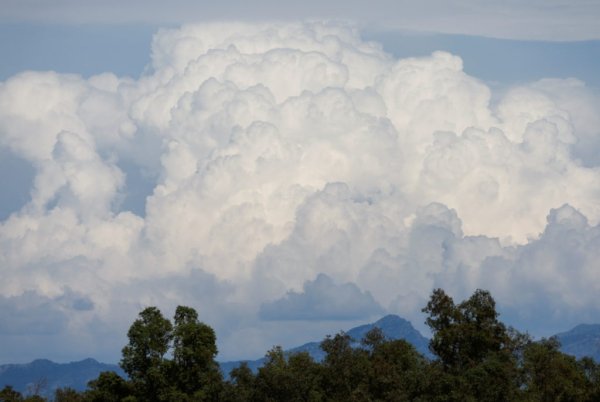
[0,290,94,335]
[479,204,600,335]
[0,147,34,220]
[259,273,385,321]
[1,21,600,362]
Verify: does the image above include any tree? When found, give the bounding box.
[120,307,173,401]
[254,346,324,402]
[85,371,133,402]
[422,288,523,401]
[22,397,45,402]
[168,306,222,401]
[25,378,47,400]
[522,337,590,402]
[0,385,24,402]
[222,362,256,402]
[423,288,511,370]
[53,387,83,402]
[579,357,600,401]
[366,330,427,401]
[320,332,370,400]
[117,305,224,401]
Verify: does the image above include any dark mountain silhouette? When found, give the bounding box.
[0,358,124,397]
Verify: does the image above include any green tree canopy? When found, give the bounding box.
[118,305,222,401]
[422,288,525,401]
[120,306,173,401]
[168,305,222,400]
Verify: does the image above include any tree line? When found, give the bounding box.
[2,289,600,401]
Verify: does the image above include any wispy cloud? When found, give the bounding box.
[2,1,600,40]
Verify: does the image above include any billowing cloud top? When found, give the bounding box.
[1,21,600,362]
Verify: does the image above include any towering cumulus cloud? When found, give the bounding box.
[1,22,599,361]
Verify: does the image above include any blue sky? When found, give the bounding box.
[1,22,600,86]
[1,1,600,364]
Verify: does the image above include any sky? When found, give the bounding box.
[1,1,600,364]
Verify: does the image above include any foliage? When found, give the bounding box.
[421,288,525,401]
[53,387,84,402]
[0,386,23,402]
[84,371,132,402]
[118,305,224,401]
[252,346,324,402]
[4,290,600,401]
[221,362,256,402]
[320,332,370,400]
[522,337,590,402]
[120,307,173,401]
[169,306,222,400]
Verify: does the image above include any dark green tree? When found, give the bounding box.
[254,346,295,401]
[0,385,24,402]
[320,332,370,401]
[423,288,511,370]
[222,362,256,402]
[22,397,45,402]
[579,357,600,401]
[365,328,427,401]
[120,307,173,401]
[167,306,222,401]
[422,288,523,401]
[52,387,83,402]
[84,371,133,402]
[254,346,323,402]
[522,337,590,402]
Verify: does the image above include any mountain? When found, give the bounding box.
[347,314,432,357]
[287,314,433,362]
[555,324,600,361]
[0,358,124,397]
[219,314,432,376]
[9,317,598,395]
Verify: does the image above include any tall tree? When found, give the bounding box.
[169,305,222,401]
[423,288,511,370]
[422,288,523,401]
[120,307,173,401]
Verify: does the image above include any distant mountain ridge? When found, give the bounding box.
[555,323,600,361]
[288,314,432,361]
[0,358,124,397]
[219,314,432,376]
[3,317,600,395]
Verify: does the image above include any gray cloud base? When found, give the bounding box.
[259,273,385,321]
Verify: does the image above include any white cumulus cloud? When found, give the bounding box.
[1,21,600,362]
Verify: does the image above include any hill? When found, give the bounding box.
[555,323,600,361]
[0,358,124,397]
[4,317,599,394]
[219,314,432,376]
